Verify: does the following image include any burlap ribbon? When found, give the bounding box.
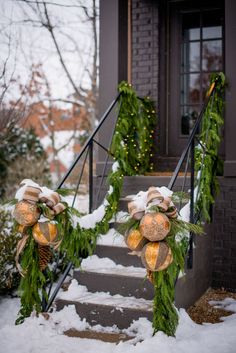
[128,187,178,220]
[15,233,29,277]
[19,183,66,217]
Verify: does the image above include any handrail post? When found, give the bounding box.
[187,138,195,269]
[89,140,93,213]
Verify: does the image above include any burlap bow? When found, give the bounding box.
[14,181,67,275]
[128,186,178,220]
[19,181,66,217]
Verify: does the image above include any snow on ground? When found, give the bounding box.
[1,296,236,353]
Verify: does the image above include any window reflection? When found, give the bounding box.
[181,74,200,105]
[181,106,200,135]
[202,40,222,71]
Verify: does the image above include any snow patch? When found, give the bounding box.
[1,297,236,353]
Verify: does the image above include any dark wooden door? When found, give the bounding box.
[167,0,224,157]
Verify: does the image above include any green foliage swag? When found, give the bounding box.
[15,82,157,323]
[152,219,202,336]
[111,81,156,175]
[13,75,225,338]
[120,203,202,337]
[195,73,225,222]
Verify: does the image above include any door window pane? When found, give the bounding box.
[203,26,222,39]
[182,42,200,72]
[181,74,200,104]
[184,28,200,41]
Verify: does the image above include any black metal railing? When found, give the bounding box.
[42,92,122,311]
[168,79,218,269]
[42,78,220,312]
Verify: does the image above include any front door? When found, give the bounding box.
[167,0,224,157]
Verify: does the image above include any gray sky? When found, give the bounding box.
[0,0,98,106]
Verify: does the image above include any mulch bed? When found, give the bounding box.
[187,288,236,324]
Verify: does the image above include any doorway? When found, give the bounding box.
[164,0,224,157]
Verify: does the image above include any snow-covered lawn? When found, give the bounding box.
[0,296,236,353]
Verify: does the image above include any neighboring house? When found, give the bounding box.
[98,0,236,303]
[23,102,88,181]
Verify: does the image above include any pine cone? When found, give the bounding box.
[38,245,52,271]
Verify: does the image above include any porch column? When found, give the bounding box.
[97,0,128,175]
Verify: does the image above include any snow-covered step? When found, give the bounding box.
[56,280,153,329]
[74,270,154,300]
[74,255,154,300]
[97,228,126,247]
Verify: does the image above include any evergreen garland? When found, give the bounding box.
[120,212,202,336]
[111,81,156,175]
[152,219,202,336]
[195,73,225,222]
[14,81,157,324]
[15,164,124,323]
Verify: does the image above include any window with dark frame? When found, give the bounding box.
[180,8,223,135]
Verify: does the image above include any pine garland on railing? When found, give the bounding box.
[111,81,156,175]
[120,189,202,337]
[15,163,124,324]
[12,82,157,324]
[195,73,225,222]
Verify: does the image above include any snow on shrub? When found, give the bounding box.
[0,206,21,294]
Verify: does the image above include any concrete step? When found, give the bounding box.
[95,244,143,267]
[74,268,154,300]
[93,175,190,205]
[121,175,190,196]
[56,293,153,329]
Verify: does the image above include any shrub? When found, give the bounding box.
[0,206,21,294]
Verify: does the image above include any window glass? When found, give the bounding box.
[180,9,223,135]
[202,40,222,71]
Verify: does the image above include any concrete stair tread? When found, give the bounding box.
[58,282,153,311]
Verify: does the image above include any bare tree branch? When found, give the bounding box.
[41,2,81,97]
[15,0,85,9]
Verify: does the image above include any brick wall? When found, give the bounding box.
[211,177,236,291]
[131,0,158,102]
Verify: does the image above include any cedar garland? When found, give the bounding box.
[111,81,156,175]
[15,82,157,324]
[14,76,225,338]
[195,73,225,222]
